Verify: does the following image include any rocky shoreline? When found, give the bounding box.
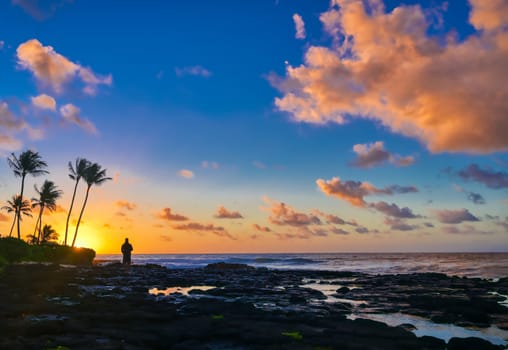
[0,262,507,349]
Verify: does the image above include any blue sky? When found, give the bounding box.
[1,0,507,253]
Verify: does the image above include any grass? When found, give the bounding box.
[281,331,303,341]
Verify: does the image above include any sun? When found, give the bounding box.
[73,225,103,251]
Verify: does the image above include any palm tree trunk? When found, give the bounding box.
[64,179,80,246]
[36,207,44,244]
[33,211,41,242]
[72,185,90,248]
[17,174,26,240]
[8,215,16,237]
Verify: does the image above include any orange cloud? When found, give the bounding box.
[274,0,508,153]
[316,177,418,207]
[252,223,271,232]
[31,94,56,111]
[264,197,321,227]
[0,213,9,222]
[156,208,189,222]
[16,39,112,94]
[214,205,243,219]
[178,169,194,179]
[173,222,235,239]
[116,200,136,211]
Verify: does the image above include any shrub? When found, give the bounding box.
[0,238,95,266]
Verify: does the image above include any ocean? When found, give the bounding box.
[96,252,508,279]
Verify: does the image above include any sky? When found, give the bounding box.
[0,0,507,254]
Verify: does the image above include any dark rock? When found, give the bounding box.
[204,262,255,271]
[418,335,447,349]
[447,337,504,350]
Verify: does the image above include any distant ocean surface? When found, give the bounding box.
[96,253,508,280]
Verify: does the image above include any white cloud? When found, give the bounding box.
[201,160,219,169]
[175,65,212,78]
[60,103,97,134]
[293,13,306,39]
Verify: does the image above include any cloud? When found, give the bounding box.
[0,102,25,151]
[458,164,508,189]
[31,94,56,111]
[469,0,508,31]
[355,226,370,234]
[495,217,508,230]
[16,39,112,94]
[0,213,9,222]
[12,0,72,20]
[201,161,219,169]
[434,208,480,224]
[330,227,349,235]
[316,177,417,207]
[253,160,267,169]
[160,235,172,242]
[350,141,414,168]
[442,224,493,235]
[293,13,306,39]
[275,231,311,240]
[116,200,136,211]
[60,103,97,134]
[156,208,189,222]
[0,41,4,50]
[453,184,486,205]
[264,197,322,226]
[273,0,508,153]
[252,223,271,232]
[384,217,418,231]
[214,205,243,219]
[178,169,194,179]
[369,201,420,218]
[313,209,358,226]
[175,65,212,78]
[173,222,235,239]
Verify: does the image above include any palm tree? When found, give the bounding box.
[40,224,58,243]
[1,195,32,237]
[7,150,48,239]
[32,180,62,244]
[64,158,91,246]
[71,163,111,247]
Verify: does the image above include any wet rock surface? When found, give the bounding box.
[0,263,506,349]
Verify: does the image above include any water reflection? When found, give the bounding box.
[348,312,508,346]
[148,286,216,296]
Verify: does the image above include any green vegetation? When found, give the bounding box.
[211,314,225,320]
[281,331,303,341]
[0,237,95,271]
[1,150,110,268]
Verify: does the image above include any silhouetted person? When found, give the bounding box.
[121,238,133,265]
